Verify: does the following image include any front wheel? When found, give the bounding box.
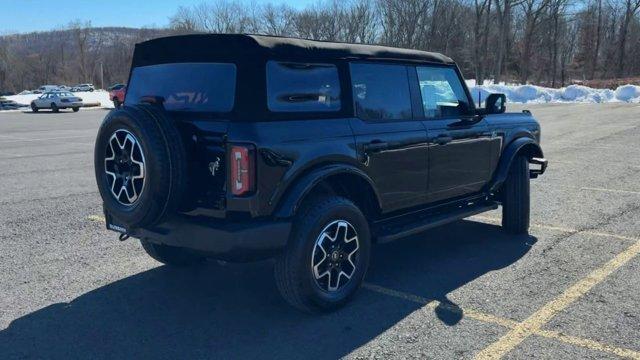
[72,107,80,112]
[31,103,38,112]
[113,99,121,108]
[140,239,204,267]
[275,196,371,313]
[502,155,530,234]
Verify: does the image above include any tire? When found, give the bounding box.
[51,103,59,113]
[94,104,189,229]
[113,99,121,108]
[72,107,80,112]
[502,155,530,234]
[31,103,38,112]
[275,196,371,313]
[140,239,204,267]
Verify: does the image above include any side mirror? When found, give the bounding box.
[480,93,506,115]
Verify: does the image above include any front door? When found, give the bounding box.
[349,63,429,213]
[415,65,497,202]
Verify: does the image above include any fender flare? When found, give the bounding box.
[273,164,382,219]
[488,137,544,193]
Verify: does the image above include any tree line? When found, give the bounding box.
[2,0,640,93]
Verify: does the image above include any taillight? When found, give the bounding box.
[230,144,255,196]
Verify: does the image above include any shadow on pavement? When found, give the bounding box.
[0,220,536,359]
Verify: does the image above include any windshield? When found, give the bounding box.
[125,63,236,112]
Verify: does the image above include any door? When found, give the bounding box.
[349,63,429,213]
[415,65,497,202]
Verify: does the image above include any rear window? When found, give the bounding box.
[266,61,341,112]
[350,63,412,121]
[125,63,236,112]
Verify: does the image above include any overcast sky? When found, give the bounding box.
[0,0,315,34]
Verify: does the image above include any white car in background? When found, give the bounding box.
[38,85,60,92]
[71,84,95,92]
[31,91,83,113]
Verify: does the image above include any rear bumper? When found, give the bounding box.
[128,215,292,261]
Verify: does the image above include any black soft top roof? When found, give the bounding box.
[131,34,455,67]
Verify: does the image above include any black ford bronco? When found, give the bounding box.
[94,34,547,312]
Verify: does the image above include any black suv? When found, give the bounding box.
[94,34,547,312]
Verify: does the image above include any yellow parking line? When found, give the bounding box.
[475,240,640,359]
[471,216,640,242]
[87,215,105,222]
[471,215,578,234]
[535,329,640,359]
[364,283,640,359]
[581,187,640,195]
[363,283,518,328]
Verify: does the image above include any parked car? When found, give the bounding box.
[94,34,547,313]
[71,84,95,92]
[109,84,126,108]
[107,83,126,91]
[38,85,60,93]
[0,98,27,110]
[31,91,83,112]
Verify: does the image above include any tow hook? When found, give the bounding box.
[118,233,130,242]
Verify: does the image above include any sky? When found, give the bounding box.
[0,0,316,34]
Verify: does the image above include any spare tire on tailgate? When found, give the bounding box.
[94,104,188,229]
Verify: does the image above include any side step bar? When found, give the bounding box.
[374,201,499,244]
[530,157,548,179]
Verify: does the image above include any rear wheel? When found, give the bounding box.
[72,107,80,112]
[113,99,121,108]
[51,103,59,113]
[140,240,204,266]
[275,196,371,313]
[502,155,530,234]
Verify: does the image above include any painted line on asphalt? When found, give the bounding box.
[472,215,639,243]
[471,215,577,234]
[364,283,640,359]
[475,240,640,359]
[0,135,92,143]
[581,187,640,196]
[363,283,518,329]
[534,329,640,359]
[87,215,105,223]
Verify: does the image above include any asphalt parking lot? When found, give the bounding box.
[0,104,639,359]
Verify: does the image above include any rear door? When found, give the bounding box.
[415,65,498,202]
[349,63,429,213]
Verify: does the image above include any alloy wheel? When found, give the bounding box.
[311,220,360,292]
[104,129,146,206]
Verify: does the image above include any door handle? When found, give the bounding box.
[363,141,389,153]
[434,135,453,145]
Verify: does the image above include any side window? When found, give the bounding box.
[416,66,472,119]
[350,63,412,121]
[266,61,341,112]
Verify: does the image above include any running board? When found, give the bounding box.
[374,201,499,244]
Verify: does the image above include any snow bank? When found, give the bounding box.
[468,83,639,104]
[5,90,114,109]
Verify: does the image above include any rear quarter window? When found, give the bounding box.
[125,63,236,112]
[350,63,412,121]
[266,61,341,112]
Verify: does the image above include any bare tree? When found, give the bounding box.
[616,0,640,77]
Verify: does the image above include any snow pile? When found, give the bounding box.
[5,90,113,109]
[468,83,639,104]
[614,85,640,102]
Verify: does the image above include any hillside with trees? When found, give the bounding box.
[2,0,640,93]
